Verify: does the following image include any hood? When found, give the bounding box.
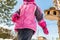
[23,0,34,2]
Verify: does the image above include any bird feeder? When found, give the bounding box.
[44,7,60,39]
[44,7,60,20]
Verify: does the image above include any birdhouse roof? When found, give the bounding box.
[44,7,56,11]
[49,7,56,10]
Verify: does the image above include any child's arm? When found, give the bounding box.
[35,6,49,35]
[11,9,20,22]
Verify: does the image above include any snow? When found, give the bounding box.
[0,38,13,40]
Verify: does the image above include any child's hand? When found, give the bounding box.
[38,19,49,35]
[12,13,20,22]
[43,27,49,35]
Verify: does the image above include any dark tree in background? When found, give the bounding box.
[0,0,17,26]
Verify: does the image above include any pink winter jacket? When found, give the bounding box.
[11,2,49,34]
[12,3,37,32]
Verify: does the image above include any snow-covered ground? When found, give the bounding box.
[0,38,13,40]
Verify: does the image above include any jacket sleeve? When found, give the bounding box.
[11,9,20,22]
[35,6,49,35]
[35,6,43,21]
[16,9,20,15]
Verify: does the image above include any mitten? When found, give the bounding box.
[38,19,49,35]
[12,13,20,22]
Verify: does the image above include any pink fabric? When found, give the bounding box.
[12,0,49,35]
[12,13,20,22]
[38,19,49,35]
[23,0,34,2]
[38,19,46,28]
[12,3,37,32]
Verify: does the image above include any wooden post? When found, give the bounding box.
[58,13,60,38]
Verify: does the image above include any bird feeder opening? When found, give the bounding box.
[44,7,60,20]
[53,11,56,15]
[47,11,50,15]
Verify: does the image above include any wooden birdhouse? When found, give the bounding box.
[44,7,60,20]
[44,7,60,38]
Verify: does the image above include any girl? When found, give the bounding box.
[12,0,49,40]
